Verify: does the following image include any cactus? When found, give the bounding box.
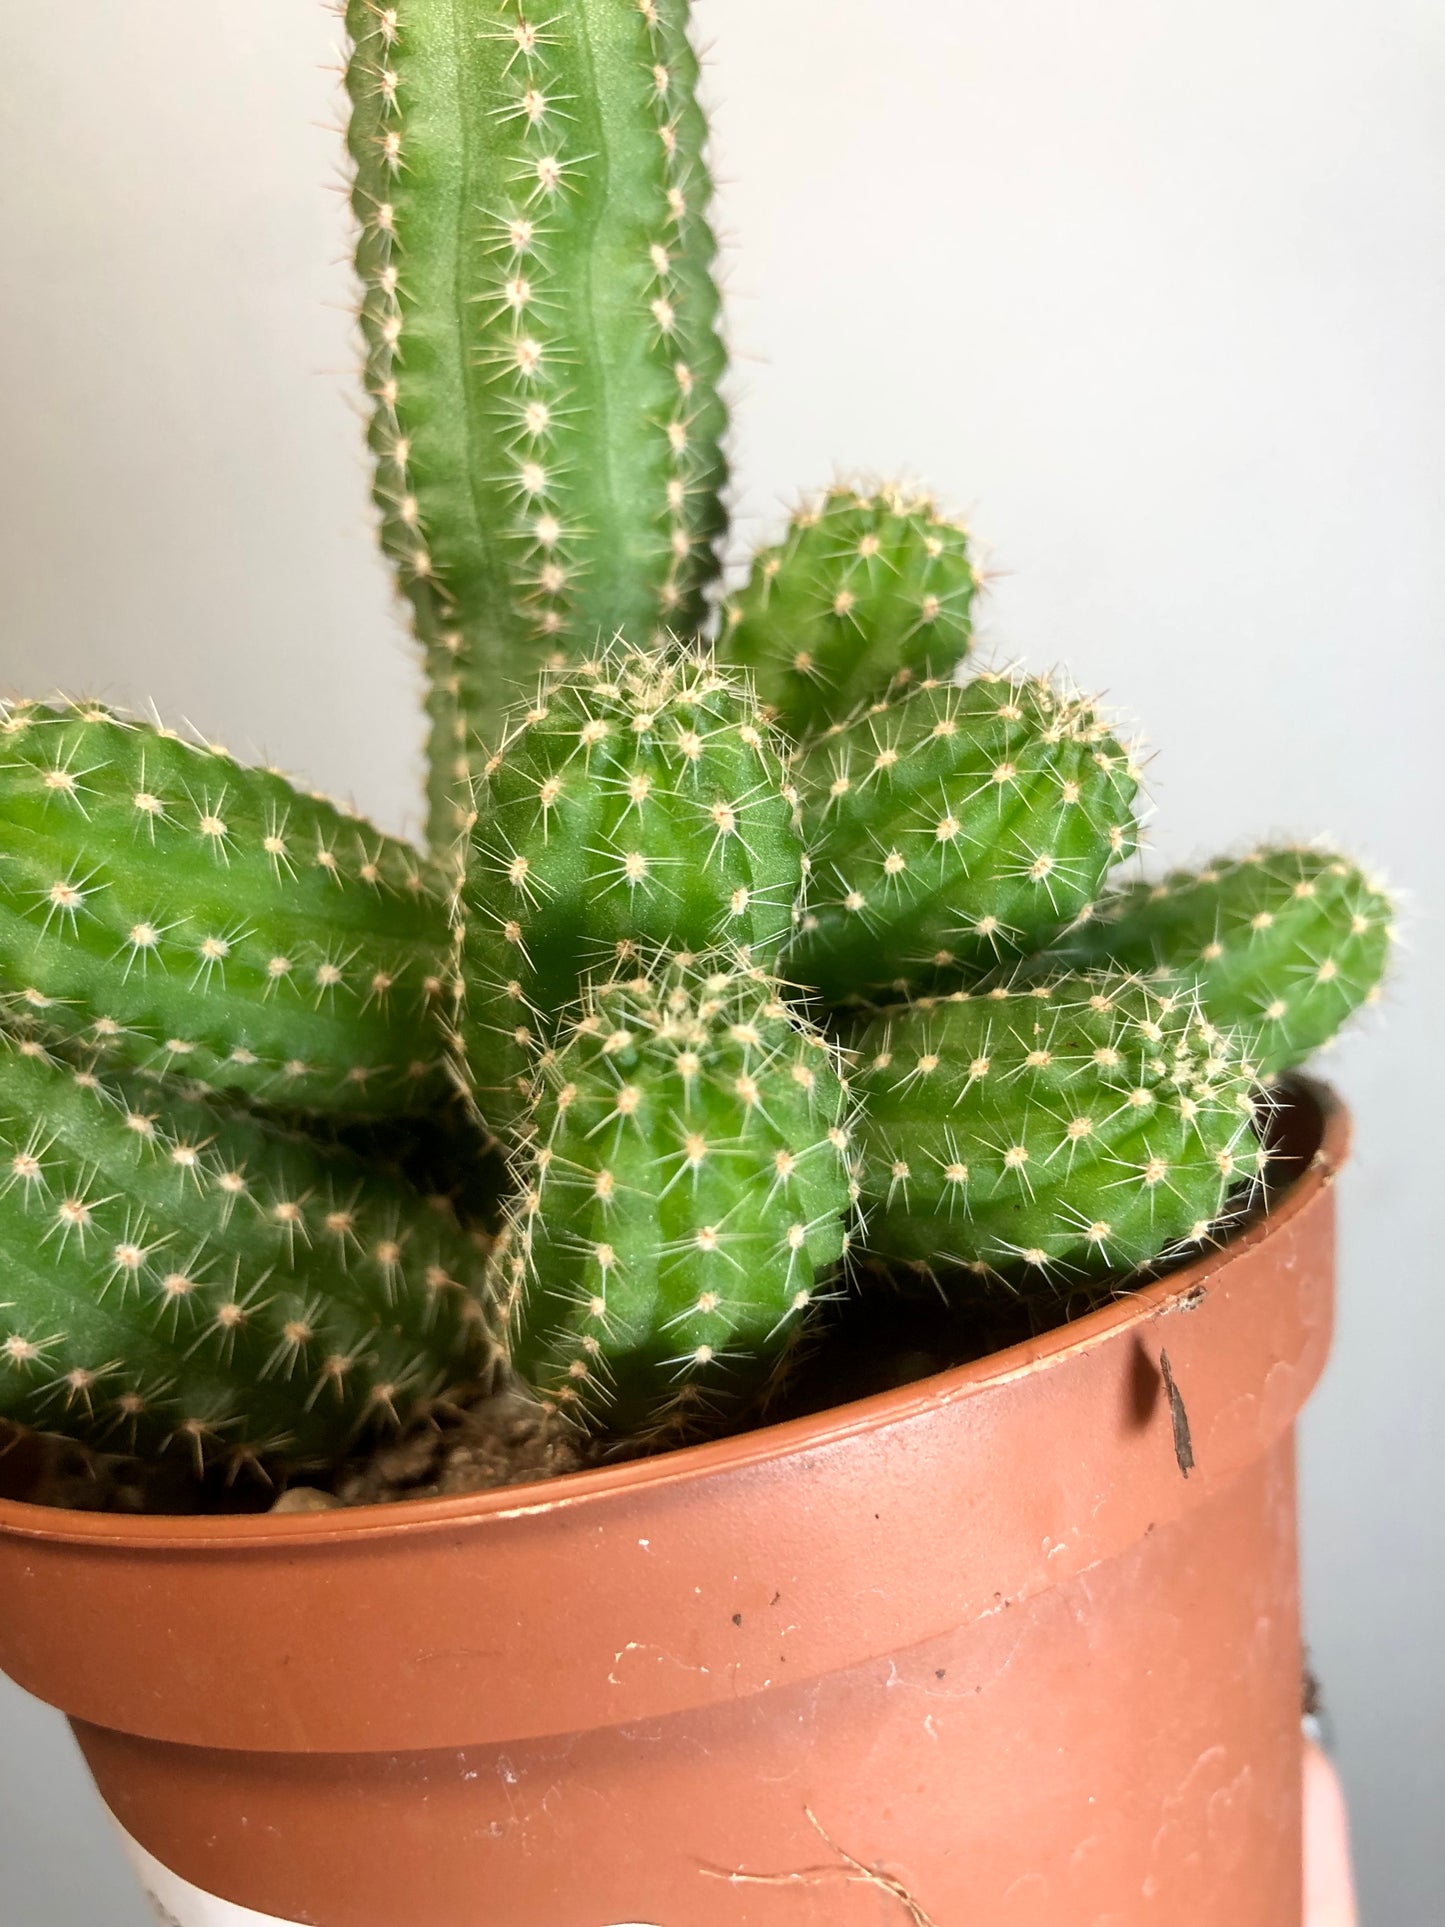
[851,973,1264,1284]
[789,669,1141,1004]
[1053,846,1393,1077]
[720,486,981,739]
[454,643,803,1134]
[0,1029,493,1471]
[0,2,1393,1496]
[494,952,855,1434]
[0,701,452,1117]
[345,0,729,845]
[312,1101,513,1237]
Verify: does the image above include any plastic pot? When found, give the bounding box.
[0,1084,1345,1927]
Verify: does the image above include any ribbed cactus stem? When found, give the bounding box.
[852,973,1263,1283]
[0,1031,493,1471]
[0,701,452,1115]
[346,0,729,846]
[453,643,803,1135]
[1055,845,1394,1076]
[791,669,1141,1003]
[496,952,855,1434]
[721,485,982,739]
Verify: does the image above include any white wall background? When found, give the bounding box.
[0,2,1441,1920]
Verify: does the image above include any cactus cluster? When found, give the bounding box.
[0,0,1394,1491]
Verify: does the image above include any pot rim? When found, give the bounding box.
[0,1077,1346,1553]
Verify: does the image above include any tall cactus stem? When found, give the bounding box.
[345,0,730,846]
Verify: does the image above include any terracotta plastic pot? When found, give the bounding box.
[0,1084,1345,1927]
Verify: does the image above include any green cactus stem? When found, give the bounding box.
[454,644,803,1133]
[346,0,729,846]
[720,485,981,738]
[1054,846,1394,1077]
[852,973,1263,1284]
[0,1029,493,1471]
[309,1101,513,1237]
[0,701,453,1116]
[495,952,854,1434]
[790,669,1141,1004]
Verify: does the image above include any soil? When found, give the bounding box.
[1,1389,594,1518]
[312,1389,593,1510]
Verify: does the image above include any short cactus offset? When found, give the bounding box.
[346,0,729,844]
[1054,846,1393,1077]
[455,644,803,1132]
[790,669,1141,1004]
[0,701,452,1116]
[0,1029,493,1470]
[496,953,855,1433]
[721,486,981,739]
[852,973,1263,1283]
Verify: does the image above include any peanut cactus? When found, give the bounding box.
[495,952,854,1434]
[1053,846,1393,1076]
[790,669,1141,1004]
[852,974,1264,1283]
[0,1030,492,1470]
[0,1,1394,1486]
[346,0,728,845]
[0,701,452,1116]
[453,642,803,1134]
[720,486,981,739]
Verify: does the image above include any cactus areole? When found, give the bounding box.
[0,0,1392,1919]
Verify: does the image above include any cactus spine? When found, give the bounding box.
[721,486,981,739]
[1055,846,1393,1077]
[852,974,1263,1283]
[0,1031,492,1470]
[0,702,452,1116]
[454,644,803,1133]
[346,0,729,845]
[790,669,1141,1004]
[496,953,854,1433]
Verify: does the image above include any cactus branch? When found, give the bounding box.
[1054,845,1394,1077]
[852,973,1263,1284]
[0,701,453,1116]
[0,1030,493,1471]
[495,952,855,1435]
[453,641,803,1133]
[790,669,1141,1003]
[720,485,981,739]
[345,0,729,845]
